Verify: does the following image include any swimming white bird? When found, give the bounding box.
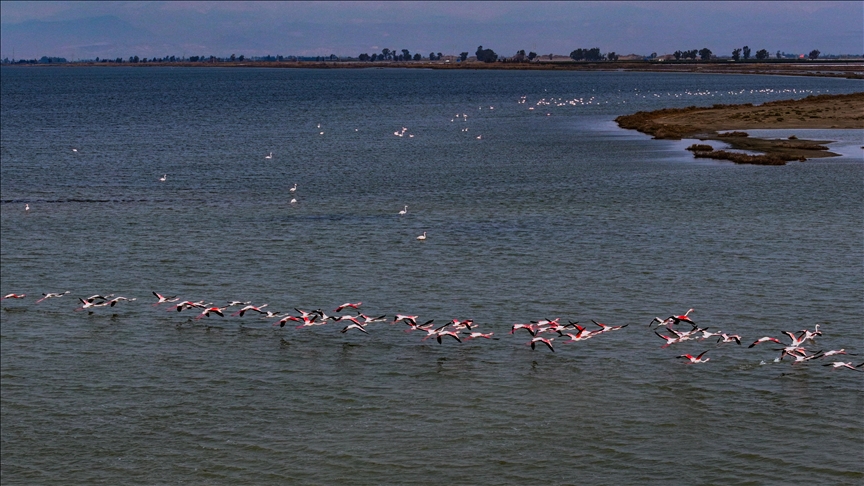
[416,232,427,240]
[159,174,167,182]
[290,198,297,204]
[399,205,408,215]
[25,204,29,212]
[476,135,482,140]
[265,152,273,159]
[290,183,297,193]
[72,148,78,152]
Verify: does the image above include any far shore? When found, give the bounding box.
[5,59,864,79]
[615,92,864,165]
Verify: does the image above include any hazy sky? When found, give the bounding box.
[1,1,861,59]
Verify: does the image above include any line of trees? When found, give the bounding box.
[568,48,620,61]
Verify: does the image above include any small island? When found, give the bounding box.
[615,92,864,164]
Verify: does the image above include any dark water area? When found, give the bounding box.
[2,67,862,484]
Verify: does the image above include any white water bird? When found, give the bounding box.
[416,232,427,240]
[159,174,167,182]
[265,152,273,159]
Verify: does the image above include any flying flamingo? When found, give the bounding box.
[749,336,783,348]
[152,292,179,306]
[334,302,362,312]
[677,350,710,363]
[592,320,629,332]
[231,304,268,317]
[716,333,742,345]
[463,332,493,341]
[2,293,26,300]
[106,296,136,306]
[340,323,369,334]
[822,362,863,371]
[195,306,226,320]
[35,291,70,304]
[527,336,555,352]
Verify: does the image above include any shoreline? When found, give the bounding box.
[615,92,864,165]
[4,60,864,79]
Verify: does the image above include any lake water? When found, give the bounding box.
[1,67,862,484]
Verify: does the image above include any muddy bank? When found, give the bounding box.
[615,93,864,165]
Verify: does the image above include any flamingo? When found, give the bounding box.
[527,336,555,352]
[35,291,70,304]
[2,293,26,300]
[716,333,742,345]
[195,306,226,320]
[417,232,427,240]
[592,320,628,332]
[399,205,408,215]
[226,301,252,307]
[677,350,710,363]
[650,317,675,328]
[290,198,297,204]
[358,314,387,325]
[334,302,362,312]
[290,183,297,193]
[669,308,695,325]
[655,331,680,348]
[749,336,782,348]
[823,362,863,371]
[435,331,462,344]
[822,349,856,358]
[159,174,167,182]
[392,314,418,326]
[463,332,493,341]
[106,296,135,307]
[231,304,268,317]
[152,292,179,306]
[265,152,273,159]
[25,204,30,212]
[341,323,369,334]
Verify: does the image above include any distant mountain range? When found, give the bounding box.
[1,16,156,59]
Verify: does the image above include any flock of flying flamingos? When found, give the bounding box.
[2,291,861,372]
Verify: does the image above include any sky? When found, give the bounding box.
[1,1,861,60]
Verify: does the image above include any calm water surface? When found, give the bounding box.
[1,67,863,484]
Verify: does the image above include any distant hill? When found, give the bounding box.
[1,15,154,60]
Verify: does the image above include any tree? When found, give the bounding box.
[381,48,391,60]
[732,48,741,61]
[437,52,442,60]
[742,46,751,60]
[606,51,618,61]
[459,52,468,62]
[230,54,236,61]
[371,53,378,61]
[475,46,498,63]
[358,53,370,61]
[514,49,526,62]
[401,49,410,61]
[238,55,244,61]
[755,49,769,60]
[698,48,712,61]
[429,52,436,61]
[413,53,421,61]
[808,49,820,60]
[528,51,537,60]
[673,50,682,60]
[776,50,782,59]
